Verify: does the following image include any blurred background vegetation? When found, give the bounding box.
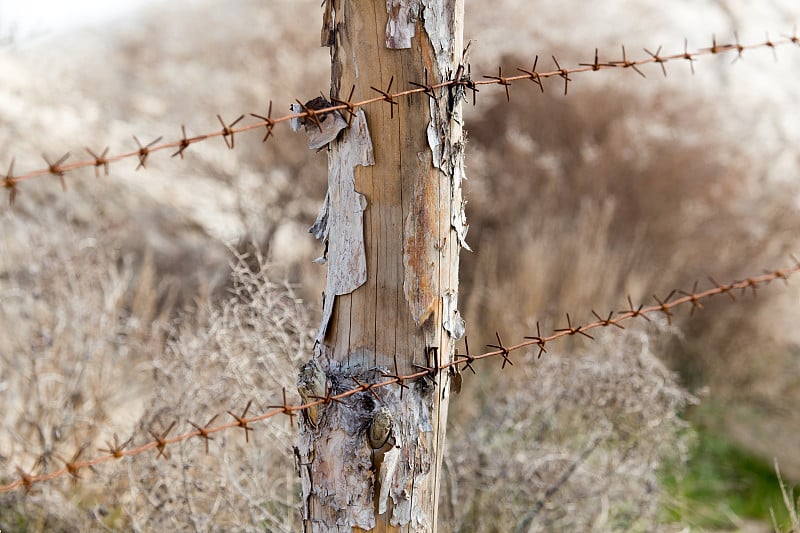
[1,0,799,531]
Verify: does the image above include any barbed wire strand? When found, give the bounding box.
[2,259,798,494]
[2,32,799,204]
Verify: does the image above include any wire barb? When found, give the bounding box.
[610,45,647,78]
[741,278,759,298]
[57,445,89,480]
[523,321,548,359]
[621,295,652,322]
[250,100,276,142]
[133,135,163,170]
[86,147,110,178]
[412,346,440,384]
[578,48,605,71]
[784,25,799,46]
[351,376,382,404]
[678,281,704,316]
[454,336,477,374]
[517,55,545,93]
[483,66,513,101]
[551,55,572,95]
[98,433,134,459]
[731,32,745,64]
[771,268,791,285]
[189,414,220,454]
[310,380,349,406]
[370,76,399,119]
[149,421,177,460]
[171,125,192,159]
[217,114,245,149]
[15,466,35,494]
[330,86,358,126]
[708,275,736,301]
[379,369,410,400]
[294,98,325,132]
[409,70,436,101]
[2,158,17,206]
[591,309,625,330]
[267,389,297,428]
[765,31,778,61]
[42,152,71,191]
[644,45,668,77]
[554,313,595,339]
[227,400,255,442]
[486,331,514,368]
[682,38,697,74]
[652,290,676,324]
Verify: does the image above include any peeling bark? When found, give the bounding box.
[442,291,465,341]
[297,356,436,532]
[386,0,420,49]
[300,1,465,530]
[321,0,335,47]
[310,110,374,343]
[420,1,457,77]
[290,98,349,150]
[450,149,470,251]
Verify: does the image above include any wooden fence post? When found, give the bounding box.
[296,1,467,531]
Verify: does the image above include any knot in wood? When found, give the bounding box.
[368,406,393,449]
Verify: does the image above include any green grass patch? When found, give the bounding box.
[660,425,795,530]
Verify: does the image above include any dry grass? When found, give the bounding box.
[444,324,691,532]
[772,461,800,533]
[1,248,312,531]
[448,51,799,529]
[0,230,171,530]
[461,57,799,439]
[117,249,312,532]
[462,58,798,348]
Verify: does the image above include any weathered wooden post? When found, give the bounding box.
[296,1,467,531]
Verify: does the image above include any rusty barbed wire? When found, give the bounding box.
[2,32,799,205]
[2,259,798,494]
